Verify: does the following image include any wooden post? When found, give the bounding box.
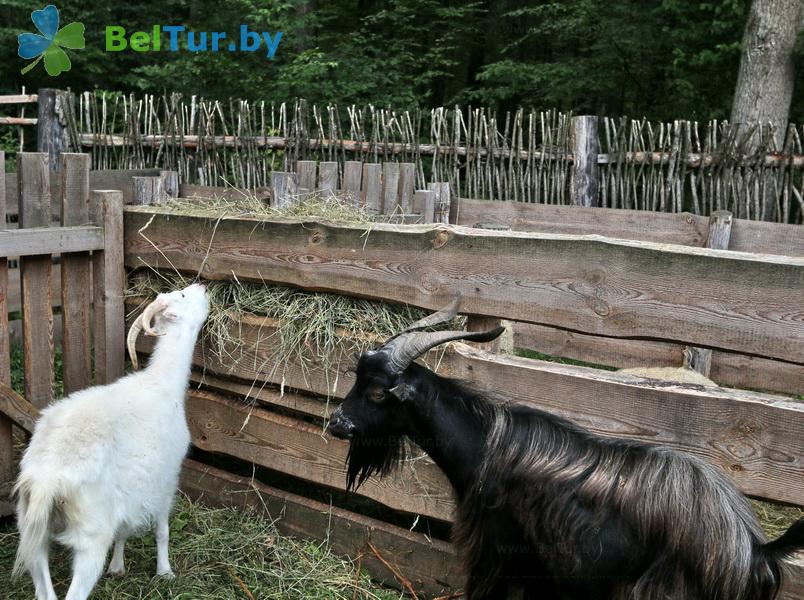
[296,160,317,195]
[342,161,363,204]
[131,175,166,206]
[17,153,54,408]
[361,163,382,214]
[60,153,92,394]
[36,89,70,172]
[683,210,733,378]
[0,152,12,489]
[271,171,299,209]
[382,162,401,214]
[569,115,599,207]
[318,162,338,194]
[91,190,125,384]
[398,163,416,213]
[159,170,179,199]
[429,182,451,224]
[414,190,436,223]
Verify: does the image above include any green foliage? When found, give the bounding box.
[0,0,801,122]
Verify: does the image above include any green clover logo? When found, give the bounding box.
[18,5,85,76]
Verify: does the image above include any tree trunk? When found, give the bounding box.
[731,0,803,147]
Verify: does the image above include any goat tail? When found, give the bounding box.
[12,473,57,579]
[762,519,804,561]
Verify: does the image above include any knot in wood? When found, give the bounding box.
[432,228,452,249]
[593,299,610,317]
[309,228,325,245]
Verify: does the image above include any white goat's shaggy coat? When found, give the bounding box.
[14,283,208,600]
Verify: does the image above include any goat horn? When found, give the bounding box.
[397,293,462,335]
[141,298,167,337]
[126,314,144,371]
[380,326,505,374]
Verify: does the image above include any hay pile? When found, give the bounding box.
[0,495,402,600]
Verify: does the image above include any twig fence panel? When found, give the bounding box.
[61,91,804,223]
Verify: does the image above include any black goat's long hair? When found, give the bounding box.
[451,386,788,599]
[345,434,407,491]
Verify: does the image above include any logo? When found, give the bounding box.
[18,5,85,76]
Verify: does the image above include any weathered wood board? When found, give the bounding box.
[185,389,454,522]
[180,460,462,597]
[452,198,804,257]
[513,322,804,397]
[123,207,804,364]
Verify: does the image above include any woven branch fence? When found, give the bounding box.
[61,92,804,223]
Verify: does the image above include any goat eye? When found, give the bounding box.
[368,391,385,404]
[181,293,185,298]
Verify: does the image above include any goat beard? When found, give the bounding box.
[345,434,407,491]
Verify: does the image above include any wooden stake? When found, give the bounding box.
[570,115,600,207]
[683,210,733,377]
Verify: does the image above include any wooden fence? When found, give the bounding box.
[6,89,803,223]
[0,152,126,511]
[121,188,804,597]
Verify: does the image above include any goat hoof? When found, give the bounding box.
[107,566,125,577]
[157,569,176,580]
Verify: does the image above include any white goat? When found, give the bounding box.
[13,282,209,600]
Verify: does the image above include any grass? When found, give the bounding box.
[0,495,402,600]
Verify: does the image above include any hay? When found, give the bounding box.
[167,189,402,224]
[127,271,461,393]
[0,495,402,600]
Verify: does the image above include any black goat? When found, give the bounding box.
[328,297,804,600]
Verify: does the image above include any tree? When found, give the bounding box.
[731,0,804,147]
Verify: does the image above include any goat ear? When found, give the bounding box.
[388,383,415,402]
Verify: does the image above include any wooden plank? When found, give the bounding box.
[60,153,92,394]
[569,116,600,207]
[159,170,179,199]
[131,175,165,205]
[318,161,338,193]
[6,263,62,313]
[180,459,461,597]
[0,94,38,104]
[185,389,454,522]
[342,161,363,204]
[684,210,734,377]
[429,182,451,224]
[0,117,36,126]
[382,162,400,214]
[36,89,69,172]
[513,322,804,397]
[0,381,38,434]
[91,190,125,384]
[445,343,804,506]
[398,163,416,213]
[271,171,298,209]
[453,198,804,256]
[0,152,12,487]
[135,309,804,505]
[361,163,382,214]
[296,160,317,192]
[189,370,331,420]
[123,208,804,364]
[0,226,104,256]
[18,153,53,409]
[414,190,435,223]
